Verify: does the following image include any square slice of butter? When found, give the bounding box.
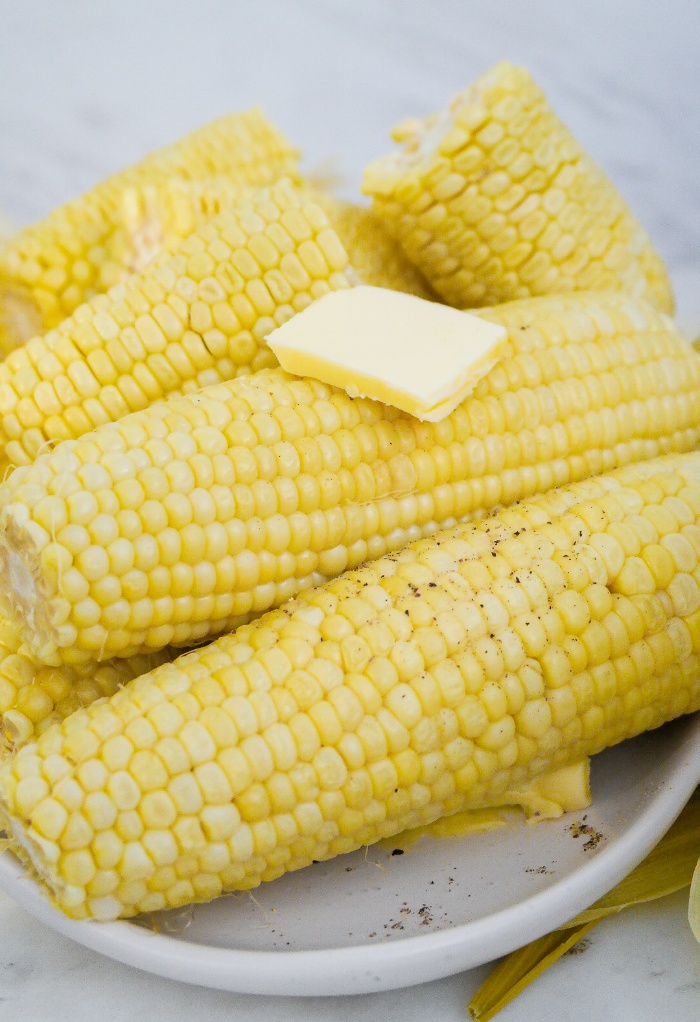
[266,286,506,421]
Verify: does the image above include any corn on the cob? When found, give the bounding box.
[0,291,699,667]
[0,179,353,469]
[0,617,170,754]
[363,62,674,313]
[2,451,700,921]
[115,177,435,298]
[0,109,300,360]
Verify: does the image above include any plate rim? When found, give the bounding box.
[2,714,699,996]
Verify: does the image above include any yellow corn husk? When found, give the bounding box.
[0,109,300,359]
[0,617,170,754]
[114,177,435,298]
[469,921,598,1021]
[363,62,674,314]
[690,858,700,942]
[469,791,700,1020]
[0,179,353,469]
[1,290,699,667]
[2,452,700,921]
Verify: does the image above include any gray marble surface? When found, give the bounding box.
[0,1,699,1018]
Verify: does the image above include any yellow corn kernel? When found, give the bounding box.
[0,110,300,358]
[2,451,700,920]
[363,62,673,312]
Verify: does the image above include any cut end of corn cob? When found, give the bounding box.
[0,108,301,357]
[1,291,699,667]
[0,283,44,357]
[363,61,674,313]
[2,451,700,920]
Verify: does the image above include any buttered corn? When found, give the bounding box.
[0,109,300,358]
[1,452,699,920]
[363,62,674,313]
[0,179,353,469]
[0,291,699,667]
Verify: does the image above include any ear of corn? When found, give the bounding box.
[0,617,170,753]
[0,179,353,469]
[0,290,699,667]
[363,62,673,314]
[0,109,300,359]
[115,177,435,299]
[1,451,700,920]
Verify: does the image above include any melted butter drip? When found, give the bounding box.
[379,759,591,853]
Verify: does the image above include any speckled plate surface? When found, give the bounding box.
[1,714,699,996]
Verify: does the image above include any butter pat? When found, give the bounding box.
[266,286,506,421]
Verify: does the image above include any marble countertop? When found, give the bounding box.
[1,886,699,1022]
[0,1,699,1018]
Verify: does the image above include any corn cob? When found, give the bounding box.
[1,291,699,668]
[2,451,700,921]
[0,179,353,469]
[115,177,435,298]
[0,618,170,754]
[363,62,674,313]
[0,109,300,359]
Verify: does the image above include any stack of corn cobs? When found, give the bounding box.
[0,60,698,930]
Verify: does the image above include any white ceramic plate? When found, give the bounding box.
[1,714,699,996]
